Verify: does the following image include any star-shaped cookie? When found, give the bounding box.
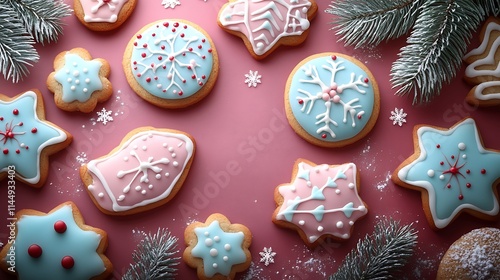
[392,118,500,229]
[0,90,72,187]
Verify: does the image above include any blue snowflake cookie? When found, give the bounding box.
[285,53,380,147]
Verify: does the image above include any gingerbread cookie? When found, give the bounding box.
[392,118,500,229]
[123,19,219,109]
[437,227,500,279]
[74,0,138,31]
[285,53,380,147]
[0,90,72,188]
[80,127,195,215]
[218,0,318,60]
[47,48,112,113]
[273,159,368,248]
[0,201,113,280]
[183,213,252,280]
[463,17,500,106]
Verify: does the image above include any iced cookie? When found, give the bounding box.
[463,17,500,106]
[285,53,380,147]
[437,227,500,279]
[273,159,368,248]
[0,90,72,188]
[218,0,318,60]
[80,127,195,215]
[392,118,500,229]
[123,19,219,109]
[74,0,138,31]
[47,48,112,113]
[0,201,113,280]
[183,213,252,280]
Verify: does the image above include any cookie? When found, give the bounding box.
[436,227,500,279]
[47,48,112,113]
[463,17,500,106]
[183,213,252,280]
[80,127,195,215]
[74,0,137,31]
[0,90,72,188]
[218,0,318,60]
[272,159,368,248]
[392,118,500,230]
[285,53,380,147]
[0,201,113,280]
[123,19,219,109]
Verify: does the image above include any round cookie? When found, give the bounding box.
[80,127,195,215]
[0,201,113,280]
[285,53,380,147]
[273,159,368,248]
[183,213,252,280]
[74,0,138,31]
[437,227,500,279]
[218,0,318,60]
[123,19,219,109]
[47,48,112,113]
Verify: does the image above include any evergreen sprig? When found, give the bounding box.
[329,219,418,280]
[122,228,180,280]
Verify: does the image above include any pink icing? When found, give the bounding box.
[275,160,367,243]
[81,0,130,23]
[85,129,194,213]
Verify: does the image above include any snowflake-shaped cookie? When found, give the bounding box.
[393,118,500,229]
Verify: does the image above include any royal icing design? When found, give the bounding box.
[85,129,194,213]
[219,0,314,56]
[129,20,215,100]
[191,220,247,277]
[0,91,68,185]
[81,0,130,23]
[464,19,500,101]
[288,54,375,143]
[397,118,500,229]
[54,53,103,103]
[3,203,108,280]
[275,160,367,243]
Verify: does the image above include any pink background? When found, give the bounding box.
[1,1,499,279]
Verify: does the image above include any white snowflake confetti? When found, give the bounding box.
[259,247,276,266]
[0,242,3,248]
[162,0,180,8]
[76,152,87,165]
[244,70,262,88]
[389,107,407,126]
[96,108,113,125]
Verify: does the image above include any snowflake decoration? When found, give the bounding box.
[76,152,88,165]
[244,70,262,88]
[259,247,276,266]
[96,108,113,125]
[389,107,407,126]
[162,0,180,8]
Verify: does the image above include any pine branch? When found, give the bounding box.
[0,6,38,83]
[122,228,180,280]
[391,0,484,103]
[329,218,417,280]
[476,0,500,16]
[4,0,71,45]
[325,0,425,48]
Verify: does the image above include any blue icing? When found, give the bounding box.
[399,119,500,227]
[325,177,337,188]
[54,53,103,103]
[310,186,325,200]
[297,164,310,181]
[288,55,375,142]
[311,205,325,221]
[192,220,247,277]
[0,91,66,184]
[341,202,356,218]
[12,204,105,280]
[130,20,214,100]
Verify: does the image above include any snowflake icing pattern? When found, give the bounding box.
[162,0,180,8]
[96,108,113,125]
[389,107,407,126]
[244,70,262,88]
[259,247,276,266]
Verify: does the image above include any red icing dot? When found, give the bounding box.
[61,256,74,269]
[191,74,196,79]
[183,25,187,29]
[13,109,19,115]
[458,194,464,200]
[321,134,327,139]
[152,33,156,37]
[31,127,37,133]
[298,99,304,104]
[198,45,202,49]
[169,56,174,61]
[15,149,20,154]
[161,45,166,50]
[180,33,185,38]
[146,77,151,83]
[163,22,169,27]
[133,42,137,46]
[466,183,471,188]
[202,39,206,43]
[178,91,183,96]
[188,47,193,51]
[357,114,362,119]
[466,169,471,174]
[481,169,486,174]
[187,66,192,70]
[54,220,67,233]
[3,149,8,154]
[198,81,204,86]
[436,144,440,148]
[440,161,444,165]
[173,22,179,27]
[142,43,148,48]
[0,117,3,121]
[446,184,451,189]
[364,78,369,83]
[331,55,337,60]
[182,79,186,83]
[202,55,206,59]
[208,49,213,53]
[158,56,163,61]
[171,28,176,32]
[141,53,146,58]
[451,155,455,159]
[136,34,142,39]
[202,75,206,80]
[28,244,42,258]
